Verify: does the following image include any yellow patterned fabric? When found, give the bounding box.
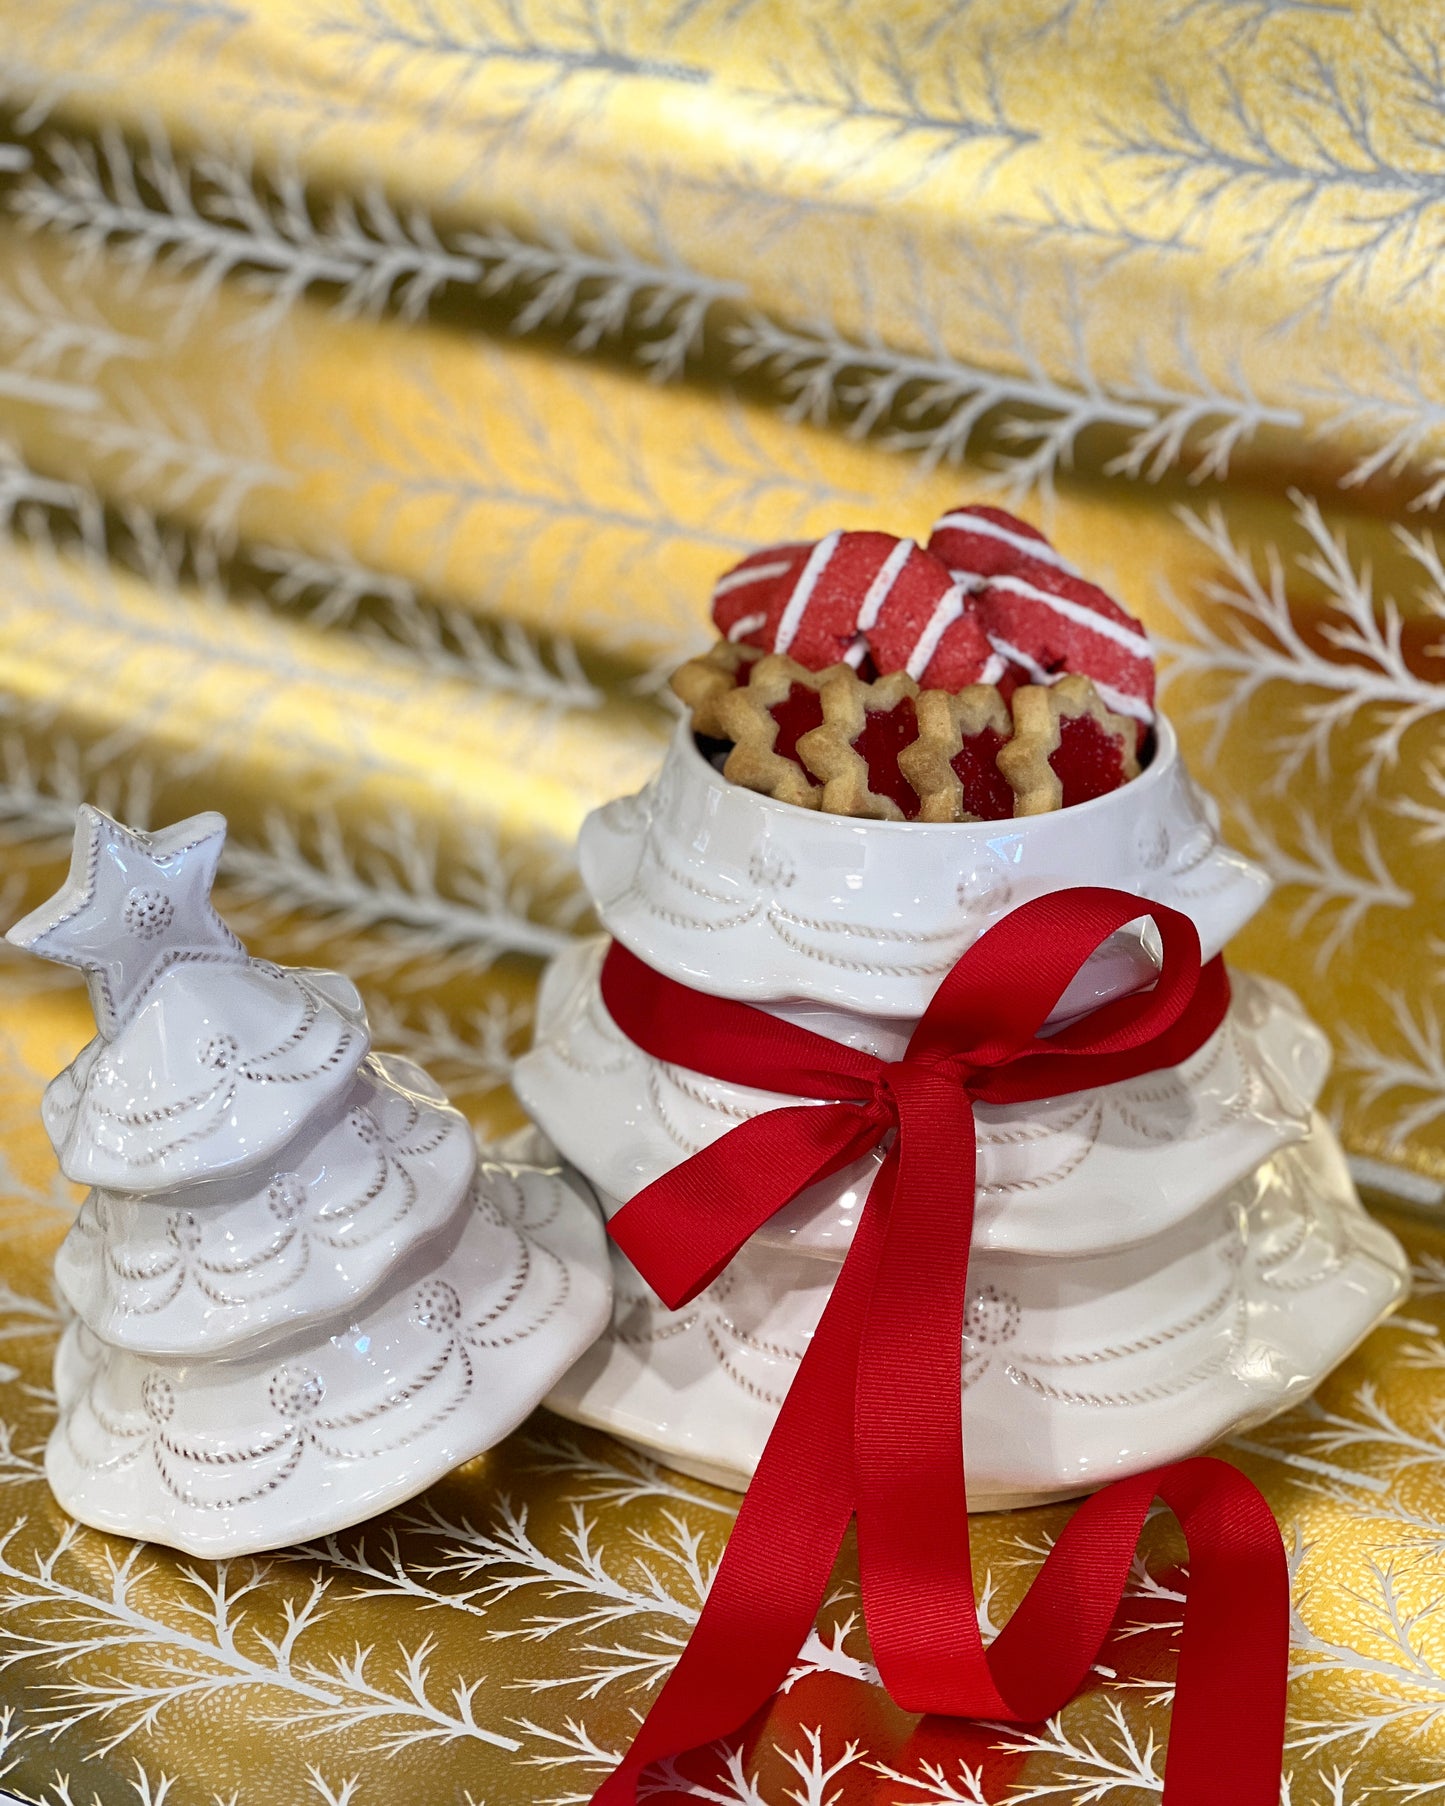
[0,2,1442,1801]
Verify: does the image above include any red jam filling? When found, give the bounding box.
[949,727,1013,820]
[1051,714,1129,806]
[769,683,825,766]
[855,697,921,819]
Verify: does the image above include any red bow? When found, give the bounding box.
[589,888,1288,1806]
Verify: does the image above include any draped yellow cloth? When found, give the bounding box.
[0,3,1443,1801]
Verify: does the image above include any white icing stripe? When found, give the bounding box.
[987,574,1153,658]
[905,585,965,680]
[988,634,1153,723]
[726,611,768,642]
[773,531,841,656]
[986,633,1051,685]
[855,537,916,632]
[713,557,795,599]
[1092,679,1154,724]
[843,635,869,668]
[946,569,989,594]
[979,650,1007,686]
[934,512,1077,574]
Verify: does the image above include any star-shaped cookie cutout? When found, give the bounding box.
[6,806,246,1038]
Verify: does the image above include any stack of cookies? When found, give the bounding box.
[672,506,1152,820]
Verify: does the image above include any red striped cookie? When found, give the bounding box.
[711,532,999,686]
[714,533,903,670]
[852,535,1001,691]
[928,505,1154,724]
[927,504,1078,585]
[710,542,814,650]
[978,561,1154,725]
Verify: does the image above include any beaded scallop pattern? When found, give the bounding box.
[51,1165,583,1519]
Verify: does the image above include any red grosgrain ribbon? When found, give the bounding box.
[589,888,1289,1806]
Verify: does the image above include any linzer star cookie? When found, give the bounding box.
[670,639,761,738]
[998,674,1142,816]
[898,685,1015,823]
[795,668,923,821]
[715,653,833,810]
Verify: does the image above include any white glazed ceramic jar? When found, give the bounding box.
[520,710,1409,1505]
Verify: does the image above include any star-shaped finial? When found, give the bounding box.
[6,806,246,1039]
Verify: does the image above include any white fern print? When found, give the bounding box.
[637,1727,863,1806]
[248,539,603,712]
[0,442,102,541]
[0,1699,179,1806]
[219,807,583,973]
[991,1697,1164,1799]
[1158,491,1445,790]
[1287,1379,1445,1478]
[0,1523,522,1756]
[0,256,149,380]
[1099,26,1445,319]
[1390,750,1445,846]
[865,1749,990,1804]
[1225,801,1412,975]
[729,264,1299,493]
[1291,1559,1445,1758]
[395,1495,707,1701]
[1339,993,1445,1151]
[313,0,714,127]
[0,739,584,984]
[1305,334,1445,513]
[745,23,1035,193]
[520,1423,736,1516]
[10,122,741,375]
[65,373,289,544]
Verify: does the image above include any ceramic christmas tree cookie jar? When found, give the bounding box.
[514,502,1409,1507]
[7,805,612,1558]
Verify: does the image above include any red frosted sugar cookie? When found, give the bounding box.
[928,504,1155,722]
[927,503,1078,585]
[978,557,1155,725]
[713,532,908,670]
[711,542,814,650]
[854,537,1000,690]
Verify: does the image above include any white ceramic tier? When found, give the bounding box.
[580,714,1270,1020]
[545,1117,1408,1507]
[514,941,1330,1259]
[43,961,369,1193]
[54,1053,478,1358]
[49,1159,613,1557]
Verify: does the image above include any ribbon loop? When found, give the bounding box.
[590,888,1287,1806]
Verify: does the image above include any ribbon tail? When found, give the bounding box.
[855,1076,997,1713]
[972,1456,1287,1806]
[590,1182,889,1805]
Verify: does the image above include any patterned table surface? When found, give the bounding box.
[0,961,1443,1806]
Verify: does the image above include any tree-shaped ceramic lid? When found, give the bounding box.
[7,807,368,1192]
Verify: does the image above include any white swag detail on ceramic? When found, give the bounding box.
[7,806,613,1558]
